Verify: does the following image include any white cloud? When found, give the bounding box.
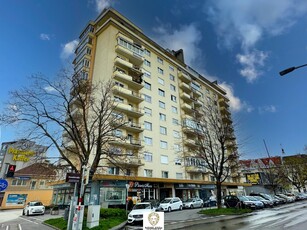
[153,23,202,66]
[258,105,277,114]
[40,33,51,41]
[236,50,268,83]
[44,86,56,92]
[205,0,307,82]
[60,40,78,60]
[219,82,242,113]
[95,0,112,13]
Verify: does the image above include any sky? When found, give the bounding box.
[1,0,307,159]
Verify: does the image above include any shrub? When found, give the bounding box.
[100,208,126,219]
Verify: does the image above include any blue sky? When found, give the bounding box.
[1,0,307,159]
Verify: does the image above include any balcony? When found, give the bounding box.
[180,92,193,103]
[222,114,232,124]
[179,82,191,93]
[123,122,143,133]
[184,139,199,148]
[115,45,144,66]
[220,106,231,115]
[114,102,143,118]
[191,89,202,98]
[109,137,143,150]
[186,166,206,173]
[181,104,193,114]
[114,57,143,77]
[178,71,191,83]
[112,86,144,104]
[113,70,143,90]
[114,156,144,167]
[218,98,229,108]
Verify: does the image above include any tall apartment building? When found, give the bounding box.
[61,8,243,207]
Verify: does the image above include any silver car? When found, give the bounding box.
[183,198,204,209]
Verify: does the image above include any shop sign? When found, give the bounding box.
[175,183,200,189]
[129,181,153,188]
[66,173,81,183]
[200,184,216,189]
[16,176,31,180]
[8,147,35,162]
[246,173,261,185]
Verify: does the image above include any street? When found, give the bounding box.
[125,200,307,230]
[0,209,63,230]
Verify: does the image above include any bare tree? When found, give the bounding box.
[280,155,307,192]
[0,70,128,176]
[186,101,239,208]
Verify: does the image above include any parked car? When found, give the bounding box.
[223,195,241,208]
[183,198,204,209]
[276,194,295,203]
[238,196,256,209]
[245,196,265,209]
[273,195,287,204]
[203,196,217,207]
[252,196,274,208]
[158,197,183,212]
[23,201,45,216]
[127,202,156,225]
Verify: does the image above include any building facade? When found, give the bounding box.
[0,140,52,209]
[61,8,246,208]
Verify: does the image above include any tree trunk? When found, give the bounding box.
[216,181,222,209]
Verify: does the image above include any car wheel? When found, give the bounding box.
[27,210,30,216]
[179,205,183,211]
[168,207,171,212]
[190,204,194,209]
[22,210,25,216]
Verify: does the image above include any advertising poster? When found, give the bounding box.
[6,194,28,206]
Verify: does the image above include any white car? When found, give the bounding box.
[23,201,45,216]
[127,202,156,224]
[183,198,204,209]
[158,197,183,212]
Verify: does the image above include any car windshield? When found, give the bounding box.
[246,196,257,201]
[238,196,248,201]
[160,199,171,203]
[29,202,43,206]
[133,203,151,210]
[185,199,194,202]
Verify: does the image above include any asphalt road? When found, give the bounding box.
[125,200,307,230]
[0,209,64,230]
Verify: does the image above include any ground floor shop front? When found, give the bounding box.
[52,176,248,208]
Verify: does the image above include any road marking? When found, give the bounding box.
[28,217,43,222]
[18,224,22,230]
[19,217,39,225]
[6,225,9,230]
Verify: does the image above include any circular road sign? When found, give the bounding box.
[0,179,8,192]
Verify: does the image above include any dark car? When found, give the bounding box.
[224,195,241,208]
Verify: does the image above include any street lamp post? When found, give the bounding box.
[125,183,130,216]
[279,63,307,76]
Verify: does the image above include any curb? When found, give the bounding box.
[110,220,128,230]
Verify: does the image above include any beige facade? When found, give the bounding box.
[70,8,244,202]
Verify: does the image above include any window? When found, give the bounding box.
[172,106,178,114]
[170,84,176,92]
[160,141,168,149]
[174,144,180,151]
[126,169,131,176]
[176,173,183,179]
[30,181,36,190]
[169,74,175,81]
[161,155,168,164]
[159,101,165,109]
[172,118,179,125]
[144,70,151,78]
[11,179,26,186]
[144,94,152,103]
[144,107,152,116]
[158,89,165,97]
[144,59,151,67]
[144,152,153,162]
[173,130,180,138]
[160,126,167,135]
[169,65,174,71]
[144,169,153,177]
[114,96,124,103]
[144,136,153,145]
[118,37,143,56]
[175,158,181,165]
[157,57,163,64]
[39,180,45,186]
[144,121,152,131]
[158,77,164,85]
[144,49,151,56]
[144,81,151,90]
[158,67,164,74]
[171,95,177,102]
[114,129,123,137]
[115,81,124,88]
[159,113,166,121]
[162,171,169,178]
[108,167,120,175]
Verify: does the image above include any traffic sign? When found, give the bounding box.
[0,179,8,192]
[66,173,81,183]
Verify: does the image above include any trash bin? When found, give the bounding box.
[51,206,59,215]
[64,206,69,221]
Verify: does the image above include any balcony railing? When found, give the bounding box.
[112,86,144,103]
[113,70,143,90]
